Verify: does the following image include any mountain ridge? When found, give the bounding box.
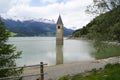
[1,17,74,37]
[2,16,55,24]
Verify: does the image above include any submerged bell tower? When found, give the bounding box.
[56,15,64,45]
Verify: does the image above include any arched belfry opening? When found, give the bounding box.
[56,15,64,45]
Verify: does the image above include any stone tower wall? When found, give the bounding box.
[56,24,63,45]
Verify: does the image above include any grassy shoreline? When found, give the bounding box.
[70,38,120,59]
[92,43,120,59]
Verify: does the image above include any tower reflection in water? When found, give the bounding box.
[56,45,63,65]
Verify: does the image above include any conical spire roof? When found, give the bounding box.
[56,15,63,24]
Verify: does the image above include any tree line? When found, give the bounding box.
[73,0,120,42]
[0,17,22,80]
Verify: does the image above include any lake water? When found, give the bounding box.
[8,37,95,66]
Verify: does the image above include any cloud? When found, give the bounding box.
[0,0,31,13]
[40,0,57,3]
[0,0,14,13]
[0,0,94,29]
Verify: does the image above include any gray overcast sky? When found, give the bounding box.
[0,0,94,29]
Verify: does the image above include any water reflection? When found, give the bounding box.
[56,45,63,65]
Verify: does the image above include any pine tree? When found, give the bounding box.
[0,17,23,80]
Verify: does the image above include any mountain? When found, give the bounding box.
[1,17,74,36]
[72,6,120,42]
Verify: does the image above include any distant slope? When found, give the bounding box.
[72,6,120,42]
[2,18,74,37]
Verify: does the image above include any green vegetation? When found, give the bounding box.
[0,17,23,79]
[58,63,120,80]
[92,44,120,59]
[73,6,120,42]
[59,76,69,80]
[73,5,120,59]
[59,1,120,80]
[9,32,17,37]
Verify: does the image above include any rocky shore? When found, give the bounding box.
[23,56,120,80]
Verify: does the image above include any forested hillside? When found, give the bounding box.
[72,6,120,42]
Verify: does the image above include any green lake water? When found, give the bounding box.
[8,37,95,66]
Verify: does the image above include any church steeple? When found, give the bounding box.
[57,15,63,25]
[56,15,64,45]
